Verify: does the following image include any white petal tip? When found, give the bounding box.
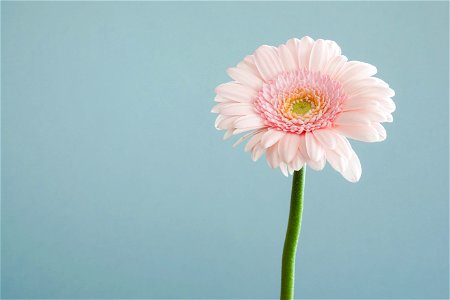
[343,171,361,183]
[223,131,233,140]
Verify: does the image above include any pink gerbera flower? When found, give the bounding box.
[212,36,395,182]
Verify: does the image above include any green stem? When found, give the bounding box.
[280,168,305,300]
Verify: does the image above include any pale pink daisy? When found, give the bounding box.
[212,36,395,182]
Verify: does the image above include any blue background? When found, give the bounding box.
[2,2,449,299]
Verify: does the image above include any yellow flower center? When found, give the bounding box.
[291,100,312,115]
[281,89,322,120]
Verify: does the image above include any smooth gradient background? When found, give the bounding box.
[2,2,449,299]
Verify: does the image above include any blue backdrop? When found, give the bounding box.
[2,2,448,299]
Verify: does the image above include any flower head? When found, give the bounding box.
[212,37,395,182]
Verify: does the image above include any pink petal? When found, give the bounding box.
[233,126,264,135]
[342,109,392,123]
[285,38,301,69]
[211,102,224,113]
[308,155,326,171]
[333,124,381,142]
[343,77,387,95]
[233,129,265,148]
[309,39,329,72]
[378,98,396,113]
[215,82,256,103]
[335,111,372,126]
[326,148,348,173]
[214,115,224,129]
[261,129,286,148]
[227,67,263,91]
[279,44,297,72]
[279,133,301,163]
[323,134,360,182]
[325,40,342,58]
[244,131,265,152]
[291,152,306,171]
[218,103,256,116]
[343,98,381,111]
[266,143,281,168]
[216,115,240,130]
[234,115,264,129]
[313,129,337,149]
[371,122,387,140]
[297,133,309,161]
[323,55,348,78]
[348,85,395,99]
[344,95,396,114]
[279,162,289,177]
[341,150,362,182]
[297,36,315,69]
[214,95,233,103]
[333,135,353,159]
[287,163,295,175]
[253,45,284,82]
[336,61,377,83]
[305,132,324,161]
[251,144,265,161]
[223,129,234,140]
[236,55,261,79]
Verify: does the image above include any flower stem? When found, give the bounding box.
[280,168,305,300]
